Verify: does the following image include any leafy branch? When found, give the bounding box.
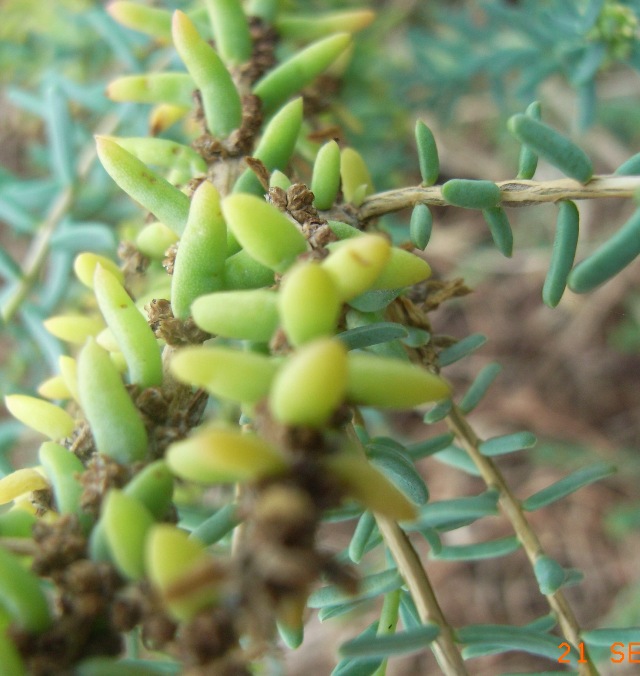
[359,174,640,220]
[446,404,599,676]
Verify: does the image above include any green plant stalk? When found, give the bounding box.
[445,404,598,676]
[347,420,468,676]
[357,175,640,220]
[372,588,401,676]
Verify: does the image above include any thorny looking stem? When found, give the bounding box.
[347,419,469,676]
[357,174,640,220]
[446,404,599,676]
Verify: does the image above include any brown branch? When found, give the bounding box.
[445,404,599,676]
[357,175,640,220]
[347,419,469,676]
[375,515,469,676]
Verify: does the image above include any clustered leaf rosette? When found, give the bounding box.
[166,185,451,524]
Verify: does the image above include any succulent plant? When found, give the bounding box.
[1,1,640,674]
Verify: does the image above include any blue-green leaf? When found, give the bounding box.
[423,400,452,424]
[368,447,429,506]
[409,203,433,250]
[331,623,381,676]
[331,656,382,676]
[406,433,455,460]
[438,334,487,367]
[190,504,240,545]
[533,555,566,594]
[459,363,502,413]
[432,535,520,561]
[277,619,303,650]
[348,289,403,312]
[0,420,23,476]
[582,627,640,646]
[458,624,572,663]
[0,194,37,233]
[349,511,377,564]
[411,491,499,529]
[338,323,408,350]
[522,462,617,511]
[339,624,440,659]
[479,431,536,457]
[401,326,431,348]
[45,85,75,186]
[433,445,481,476]
[308,569,403,609]
[398,590,421,630]
[0,249,22,283]
[615,152,640,176]
[318,599,366,622]
[50,222,118,254]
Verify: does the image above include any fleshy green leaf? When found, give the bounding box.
[582,627,640,646]
[522,462,617,511]
[438,334,487,367]
[339,624,440,659]
[431,535,520,561]
[411,491,499,530]
[368,447,429,506]
[338,323,408,351]
[459,363,502,413]
[423,400,452,424]
[459,624,571,662]
[479,431,537,457]
[190,504,240,545]
[406,433,455,460]
[348,510,376,563]
[308,569,403,609]
[433,445,481,476]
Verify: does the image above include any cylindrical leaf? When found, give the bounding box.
[93,265,162,388]
[347,353,450,408]
[415,120,439,186]
[253,33,351,114]
[311,140,341,210]
[172,10,242,137]
[508,113,593,183]
[4,395,74,441]
[222,193,308,272]
[192,289,279,341]
[96,137,190,235]
[171,181,227,319]
[568,208,640,293]
[543,200,580,307]
[77,339,148,463]
[170,346,278,404]
[279,262,342,346]
[269,339,348,427]
[167,426,287,484]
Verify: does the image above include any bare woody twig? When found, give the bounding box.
[358,175,640,220]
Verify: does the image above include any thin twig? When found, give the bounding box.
[445,404,599,676]
[375,516,469,676]
[1,112,121,324]
[358,175,640,220]
[348,419,468,676]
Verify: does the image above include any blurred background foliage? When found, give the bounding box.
[1,0,640,672]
